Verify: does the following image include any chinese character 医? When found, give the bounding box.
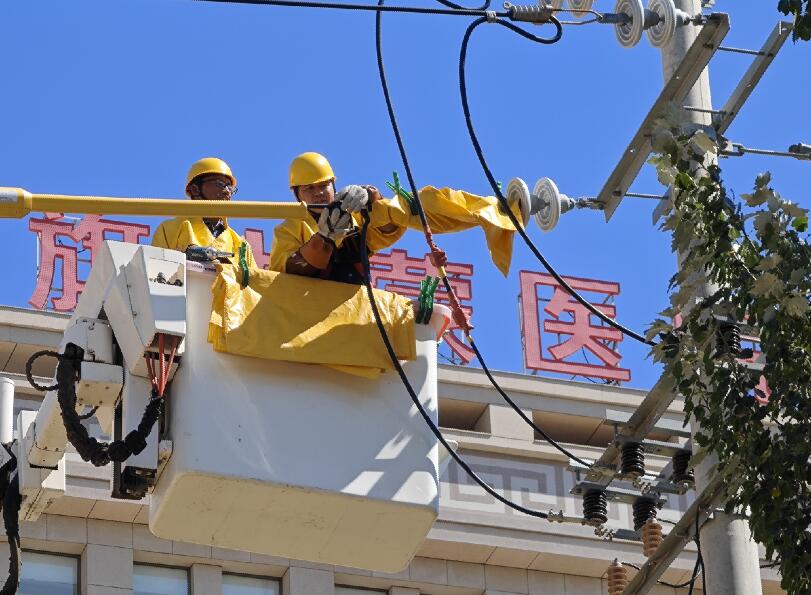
[519,271,630,382]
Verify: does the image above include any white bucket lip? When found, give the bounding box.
[426,303,452,340]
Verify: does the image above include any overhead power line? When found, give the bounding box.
[191,0,509,18]
[456,16,655,346]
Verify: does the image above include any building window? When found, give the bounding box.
[222,574,281,594]
[19,551,78,595]
[133,564,189,595]
[335,588,386,594]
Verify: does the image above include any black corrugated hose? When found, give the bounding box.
[53,346,163,467]
[24,347,163,468]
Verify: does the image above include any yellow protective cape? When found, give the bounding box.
[152,216,257,268]
[208,264,416,378]
[269,188,519,276]
[402,186,521,277]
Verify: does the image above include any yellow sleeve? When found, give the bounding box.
[151,218,203,253]
[359,197,410,252]
[414,186,518,276]
[151,219,176,250]
[269,219,309,273]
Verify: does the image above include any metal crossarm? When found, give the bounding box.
[601,18,794,221]
[714,21,793,135]
[584,375,677,485]
[599,13,730,220]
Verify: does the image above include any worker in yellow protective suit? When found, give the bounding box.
[270,153,521,279]
[152,158,256,268]
[270,152,406,284]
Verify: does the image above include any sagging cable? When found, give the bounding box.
[457,16,655,347]
[359,213,549,519]
[374,2,587,466]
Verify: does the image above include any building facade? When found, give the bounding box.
[0,305,782,594]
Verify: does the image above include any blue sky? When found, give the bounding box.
[1,1,808,389]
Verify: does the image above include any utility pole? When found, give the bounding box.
[660,2,763,593]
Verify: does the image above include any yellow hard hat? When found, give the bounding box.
[185,157,236,195]
[289,152,335,188]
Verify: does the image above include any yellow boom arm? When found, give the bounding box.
[0,187,310,220]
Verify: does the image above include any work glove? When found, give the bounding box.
[335,184,369,213]
[317,204,355,247]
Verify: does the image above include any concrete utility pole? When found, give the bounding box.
[659,2,763,593]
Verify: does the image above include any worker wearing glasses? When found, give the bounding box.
[152,157,256,267]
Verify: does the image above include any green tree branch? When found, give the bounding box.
[649,106,811,593]
[778,0,811,40]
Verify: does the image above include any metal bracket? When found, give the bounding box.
[603,408,691,438]
[614,435,689,458]
[713,21,794,135]
[584,375,679,487]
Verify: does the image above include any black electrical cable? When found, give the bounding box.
[689,512,706,595]
[376,3,561,234]
[375,0,428,233]
[686,553,702,594]
[374,1,587,466]
[0,448,20,595]
[0,472,20,595]
[434,0,490,10]
[696,513,706,595]
[359,214,549,519]
[457,17,654,347]
[191,0,509,18]
[467,333,593,467]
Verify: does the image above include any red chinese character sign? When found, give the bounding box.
[519,271,631,383]
[370,249,474,364]
[29,214,150,312]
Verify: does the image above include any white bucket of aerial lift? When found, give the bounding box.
[74,240,187,379]
[149,261,450,573]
